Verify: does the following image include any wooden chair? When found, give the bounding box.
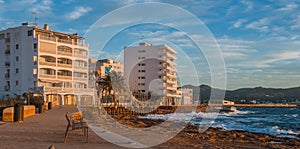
[64,112,88,143]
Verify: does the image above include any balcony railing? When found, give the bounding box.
[5,38,10,44]
[39,74,56,79]
[5,73,10,79]
[57,51,73,57]
[74,65,87,69]
[5,62,10,67]
[74,54,88,59]
[38,35,87,47]
[57,63,72,68]
[57,75,72,80]
[5,50,10,55]
[39,61,56,67]
[4,85,10,91]
[73,77,87,81]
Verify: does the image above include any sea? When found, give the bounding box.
[139,107,300,138]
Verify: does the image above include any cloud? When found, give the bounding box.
[31,0,53,15]
[277,3,298,11]
[291,15,300,30]
[66,6,92,20]
[0,0,4,3]
[245,18,270,32]
[232,19,247,28]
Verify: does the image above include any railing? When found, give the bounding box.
[57,63,72,68]
[57,39,72,44]
[39,74,56,79]
[57,75,72,80]
[38,35,88,47]
[39,48,56,54]
[44,86,63,91]
[5,50,10,55]
[166,86,178,91]
[39,35,56,42]
[74,54,88,59]
[166,52,176,60]
[39,61,56,67]
[5,73,10,79]
[4,85,10,91]
[5,38,10,43]
[74,65,87,69]
[57,51,73,57]
[5,62,10,67]
[73,77,88,81]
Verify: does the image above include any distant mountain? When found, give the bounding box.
[182,85,300,104]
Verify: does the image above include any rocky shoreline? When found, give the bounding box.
[113,115,300,148]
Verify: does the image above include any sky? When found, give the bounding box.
[0,0,300,90]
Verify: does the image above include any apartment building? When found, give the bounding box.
[96,59,124,78]
[0,23,94,105]
[179,88,193,105]
[124,42,180,105]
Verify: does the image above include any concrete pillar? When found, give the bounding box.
[61,94,64,105]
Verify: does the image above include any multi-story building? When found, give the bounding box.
[124,42,180,105]
[0,23,94,105]
[179,88,193,105]
[96,59,124,78]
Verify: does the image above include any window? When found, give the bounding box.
[28,30,33,36]
[33,81,37,87]
[34,43,37,49]
[16,56,19,62]
[138,70,145,72]
[16,44,19,50]
[16,68,19,74]
[141,90,145,92]
[138,50,146,53]
[16,81,18,86]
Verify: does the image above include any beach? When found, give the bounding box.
[0,105,299,149]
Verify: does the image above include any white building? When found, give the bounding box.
[124,42,180,106]
[180,88,193,105]
[0,23,94,105]
[96,59,124,78]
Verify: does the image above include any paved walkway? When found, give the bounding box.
[0,105,126,149]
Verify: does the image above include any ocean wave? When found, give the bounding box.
[272,126,300,135]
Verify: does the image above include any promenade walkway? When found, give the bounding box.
[0,105,124,149]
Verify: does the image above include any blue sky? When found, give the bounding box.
[0,0,300,90]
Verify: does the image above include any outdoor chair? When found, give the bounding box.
[64,112,88,143]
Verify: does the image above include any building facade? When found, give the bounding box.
[96,59,124,78]
[179,88,193,105]
[0,23,94,105]
[124,42,180,106]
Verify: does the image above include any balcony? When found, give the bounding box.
[166,86,178,91]
[158,71,166,76]
[39,35,56,42]
[44,86,63,92]
[5,50,10,55]
[74,65,87,70]
[57,75,72,80]
[4,85,10,91]
[166,59,176,66]
[5,62,10,67]
[74,54,88,59]
[57,63,72,68]
[5,38,10,44]
[58,39,72,44]
[39,74,56,79]
[57,51,73,57]
[5,73,10,79]
[73,76,87,81]
[39,61,56,67]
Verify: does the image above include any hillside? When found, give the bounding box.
[182,85,300,104]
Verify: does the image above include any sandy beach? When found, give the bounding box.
[0,105,299,149]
